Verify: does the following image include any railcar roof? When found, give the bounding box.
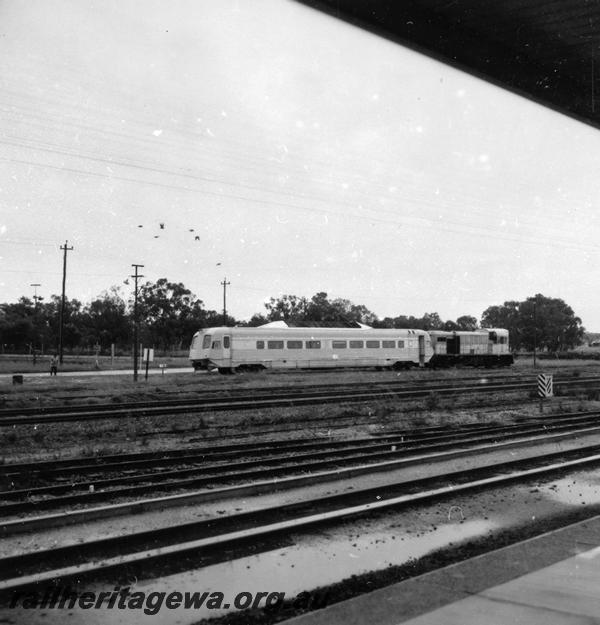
[201,326,429,336]
[429,328,509,336]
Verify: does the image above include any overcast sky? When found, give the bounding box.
[2,0,600,328]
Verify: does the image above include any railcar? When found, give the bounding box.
[428,328,513,367]
[189,322,433,373]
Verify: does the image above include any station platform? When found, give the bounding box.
[285,514,600,624]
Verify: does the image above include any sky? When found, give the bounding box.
[1,0,600,328]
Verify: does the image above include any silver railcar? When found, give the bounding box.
[189,323,433,373]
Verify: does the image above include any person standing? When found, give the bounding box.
[50,354,58,376]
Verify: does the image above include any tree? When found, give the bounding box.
[43,295,84,351]
[0,298,36,351]
[243,313,269,327]
[455,315,478,331]
[264,292,378,327]
[421,312,444,330]
[135,278,225,351]
[481,294,584,351]
[330,299,379,325]
[519,294,584,351]
[442,320,459,331]
[264,294,309,324]
[481,300,521,346]
[373,313,443,330]
[81,288,130,350]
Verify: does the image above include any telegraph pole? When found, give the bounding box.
[30,283,41,307]
[533,300,537,368]
[30,283,41,364]
[58,241,73,364]
[131,264,144,381]
[221,277,230,326]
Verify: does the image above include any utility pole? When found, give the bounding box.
[131,264,144,382]
[533,300,537,368]
[30,283,41,307]
[221,277,230,326]
[30,283,41,364]
[58,241,73,364]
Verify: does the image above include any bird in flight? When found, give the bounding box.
[159,223,165,229]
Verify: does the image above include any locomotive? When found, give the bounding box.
[188,322,512,373]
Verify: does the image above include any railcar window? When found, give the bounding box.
[287,340,302,349]
[268,340,284,349]
[212,341,221,349]
[366,340,380,348]
[256,340,265,349]
[332,340,347,349]
[349,340,364,348]
[436,337,447,342]
[305,340,321,349]
[489,331,498,343]
[202,335,212,349]
[382,340,395,348]
[397,340,405,348]
[223,336,230,348]
[499,336,507,344]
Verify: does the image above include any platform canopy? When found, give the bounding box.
[299,0,600,130]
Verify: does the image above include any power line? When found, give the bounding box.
[4,155,600,255]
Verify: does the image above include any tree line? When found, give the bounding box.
[0,279,585,354]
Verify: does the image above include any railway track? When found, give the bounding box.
[2,410,600,524]
[2,442,600,595]
[2,374,600,425]
[31,370,528,404]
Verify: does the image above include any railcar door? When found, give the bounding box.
[223,334,231,364]
[446,335,460,355]
[418,335,425,366]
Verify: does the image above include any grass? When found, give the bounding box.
[3,358,600,412]
[0,353,190,374]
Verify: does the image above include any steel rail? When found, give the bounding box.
[0,372,535,415]
[2,377,600,426]
[0,420,534,483]
[1,422,497,476]
[3,445,600,593]
[3,425,600,537]
[1,373,598,422]
[4,416,600,514]
[38,370,532,406]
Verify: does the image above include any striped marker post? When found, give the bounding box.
[537,374,553,398]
